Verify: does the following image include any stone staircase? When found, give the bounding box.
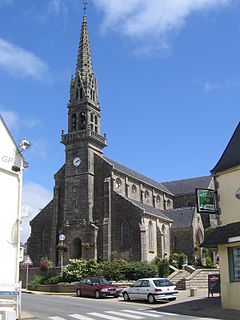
[168,269,191,289]
[168,266,220,290]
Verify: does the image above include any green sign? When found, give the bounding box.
[196,189,216,213]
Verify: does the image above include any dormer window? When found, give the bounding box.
[156,195,161,203]
[115,178,122,189]
[144,190,149,199]
[132,184,137,193]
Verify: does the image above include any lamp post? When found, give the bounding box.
[57,234,67,271]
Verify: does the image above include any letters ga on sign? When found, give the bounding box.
[196,188,217,214]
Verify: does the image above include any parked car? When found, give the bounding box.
[75,277,121,298]
[122,278,178,304]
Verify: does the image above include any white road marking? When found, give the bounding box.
[69,314,95,320]
[105,311,144,319]
[121,310,159,317]
[49,317,66,320]
[88,312,126,320]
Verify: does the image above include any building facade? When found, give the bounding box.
[27,15,175,266]
[201,122,240,310]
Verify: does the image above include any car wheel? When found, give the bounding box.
[95,290,101,299]
[148,294,156,304]
[123,292,130,301]
[76,289,81,297]
[169,297,176,301]
[114,294,120,298]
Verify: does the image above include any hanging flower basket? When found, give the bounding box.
[57,242,68,252]
[81,242,93,249]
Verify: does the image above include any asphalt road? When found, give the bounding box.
[22,293,219,320]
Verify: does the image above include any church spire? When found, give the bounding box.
[70,0,99,106]
[76,3,93,78]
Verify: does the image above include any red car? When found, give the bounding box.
[75,277,121,298]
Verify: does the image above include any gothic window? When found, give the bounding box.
[90,113,93,122]
[115,178,122,189]
[156,195,161,204]
[90,124,93,130]
[132,184,137,193]
[80,88,83,100]
[148,221,154,250]
[121,221,129,249]
[72,114,77,132]
[79,112,86,130]
[166,199,171,208]
[144,190,149,199]
[95,126,97,132]
[95,115,98,124]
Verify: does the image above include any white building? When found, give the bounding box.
[0,116,26,319]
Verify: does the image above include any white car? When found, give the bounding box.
[122,278,178,304]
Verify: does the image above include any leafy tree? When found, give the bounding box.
[153,257,170,277]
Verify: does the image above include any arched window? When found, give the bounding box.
[132,184,137,193]
[79,112,86,130]
[148,221,154,250]
[144,190,149,199]
[115,178,122,189]
[72,114,77,131]
[121,221,129,249]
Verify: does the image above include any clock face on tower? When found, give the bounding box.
[73,157,81,167]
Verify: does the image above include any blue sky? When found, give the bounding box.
[0,0,239,242]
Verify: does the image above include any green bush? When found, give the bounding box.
[28,275,43,290]
[169,253,188,269]
[122,262,157,281]
[153,257,170,278]
[205,256,214,268]
[97,261,125,281]
[40,275,62,285]
[61,259,98,282]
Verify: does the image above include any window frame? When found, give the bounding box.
[228,246,240,282]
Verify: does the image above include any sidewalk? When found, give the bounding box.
[21,288,240,320]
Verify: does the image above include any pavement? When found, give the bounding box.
[21,288,240,320]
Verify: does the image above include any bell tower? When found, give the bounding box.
[61,5,106,259]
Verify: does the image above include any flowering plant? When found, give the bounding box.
[81,242,93,249]
[56,242,68,252]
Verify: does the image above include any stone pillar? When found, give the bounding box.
[139,222,147,261]
[102,177,112,260]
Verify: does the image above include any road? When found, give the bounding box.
[22,293,218,320]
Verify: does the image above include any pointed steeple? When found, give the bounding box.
[76,15,93,78]
[69,9,99,107]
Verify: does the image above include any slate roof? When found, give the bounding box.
[128,198,173,222]
[211,122,240,174]
[162,176,212,195]
[163,207,195,228]
[104,156,173,195]
[200,221,240,248]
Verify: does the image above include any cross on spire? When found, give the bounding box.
[83,0,88,16]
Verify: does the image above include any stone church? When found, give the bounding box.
[27,14,213,266]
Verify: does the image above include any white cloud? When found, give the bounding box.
[21,182,52,244]
[0,38,49,80]
[196,78,240,92]
[0,108,41,132]
[93,0,233,50]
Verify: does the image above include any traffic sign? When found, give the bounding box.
[23,255,33,266]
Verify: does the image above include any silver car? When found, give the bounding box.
[122,278,178,304]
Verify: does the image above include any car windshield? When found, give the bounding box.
[153,279,173,287]
[92,278,109,285]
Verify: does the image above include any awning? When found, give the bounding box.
[200,221,240,248]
